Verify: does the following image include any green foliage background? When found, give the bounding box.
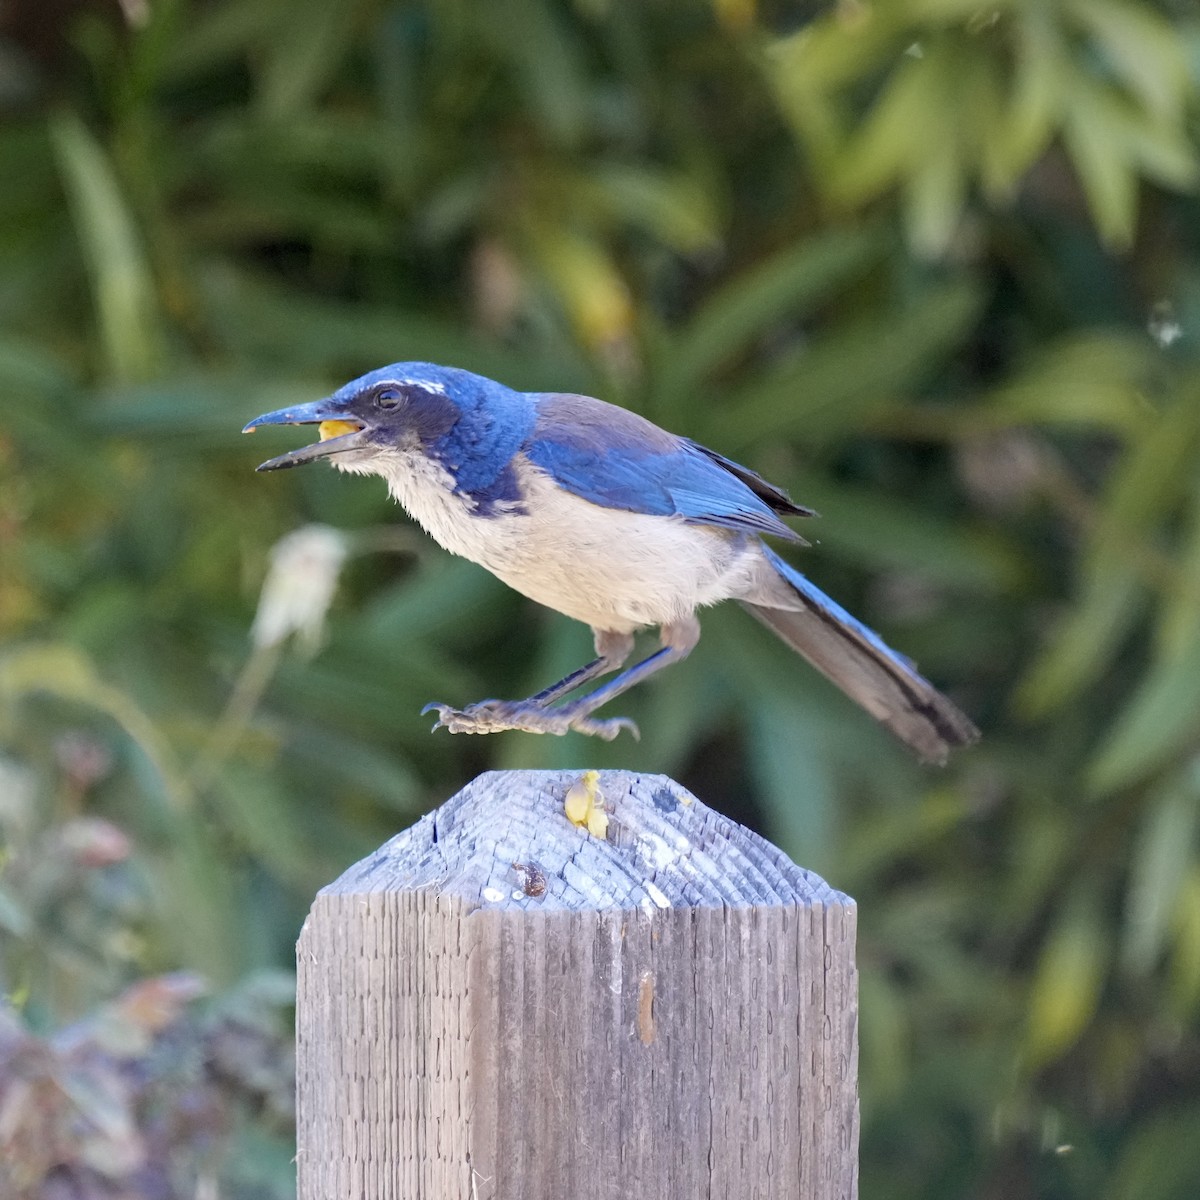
[3,0,1200,1195]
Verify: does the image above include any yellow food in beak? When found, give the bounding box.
[318,419,360,441]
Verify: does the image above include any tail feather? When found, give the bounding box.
[743,549,979,764]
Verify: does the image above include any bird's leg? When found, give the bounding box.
[526,630,635,706]
[424,621,700,740]
[548,617,700,726]
[422,629,639,738]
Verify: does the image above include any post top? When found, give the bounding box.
[322,770,850,914]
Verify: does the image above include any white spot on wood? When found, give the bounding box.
[642,832,680,871]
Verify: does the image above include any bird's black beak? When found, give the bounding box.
[242,398,371,472]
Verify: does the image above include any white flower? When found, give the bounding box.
[251,525,349,653]
[0,755,36,836]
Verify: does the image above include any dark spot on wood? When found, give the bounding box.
[637,971,655,1045]
[511,861,547,898]
[651,786,677,813]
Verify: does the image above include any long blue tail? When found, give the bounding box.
[742,548,978,763]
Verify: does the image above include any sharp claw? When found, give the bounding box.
[572,714,639,741]
[418,698,638,740]
[420,700,460,734]
[421,702,449,733]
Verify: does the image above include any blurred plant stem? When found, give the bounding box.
[189,641,283,796]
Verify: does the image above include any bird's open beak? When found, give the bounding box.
[242,398,372,472]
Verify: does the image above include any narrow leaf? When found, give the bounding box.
[1025,889,1107,1067]
[1089,634,1200,792]
[658,226,884,406]
[1121,769,1200,976]
[49,112,163,382]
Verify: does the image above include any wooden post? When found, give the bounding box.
[296,769,858,1199]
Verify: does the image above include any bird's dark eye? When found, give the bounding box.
[375,387,402,410]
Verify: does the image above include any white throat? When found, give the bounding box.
[335,449,496,564]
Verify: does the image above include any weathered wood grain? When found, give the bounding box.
[296,769,858,1199]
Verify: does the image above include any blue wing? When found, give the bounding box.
[524,393,811,542]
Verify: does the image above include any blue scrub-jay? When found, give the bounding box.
[244,363,977,761]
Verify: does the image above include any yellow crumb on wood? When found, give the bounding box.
[564,770,608,838]
[586,805,609,839]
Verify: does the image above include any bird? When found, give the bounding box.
[243,362,978,762]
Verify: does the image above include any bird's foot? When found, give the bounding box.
[421,699,639,742]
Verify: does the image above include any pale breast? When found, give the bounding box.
[346,450,766,632]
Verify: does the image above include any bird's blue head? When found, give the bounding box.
[243,363,534,494]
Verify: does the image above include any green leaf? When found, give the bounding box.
[1089,635,1200,792]
[48,113,163,382]
[527,226,634,350]
[255,0,362,120]
[783,475,1020,592]
[903,139,964,259]
[856,968,911,1106]
[707,278,984,446]
[1169,870,1200,1016]
[1126,118,1198,193]
[195,266,589,391]
[482,0,589,146]
[830,52,935,204]
[209,765,315,886]
[982,18,1062,193]
[588,166,721,254]
[285,728,424,817]
[1078,390,1200,535]
[0,886,32,939]
[1070,0,1191,121]
[1121,769,1200,977]
[767,15,901,125]
[1061,75,1141,247]
[146,820,248,984]
[1025,887,1108,1068]
[1160,485,1200,660]
[1104,1105,1200,1200]
[0,336,74,397]
[159,0,282,83]
[1017,573,1143,718]
[656,225,885,407]
[0,642,191,813]
[1021,395,1200,713]
[361,556,509,646]
[986,334,1157,434]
